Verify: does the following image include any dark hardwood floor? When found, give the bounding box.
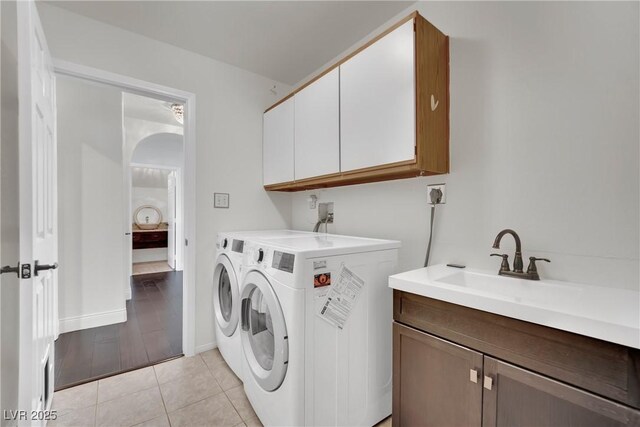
[55,271,183,390]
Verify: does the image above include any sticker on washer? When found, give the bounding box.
[317,264,364,329]
[314,272,331,288]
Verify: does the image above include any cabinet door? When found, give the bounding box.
[483,357,640,427]
[340,20,416,172]
[294,68,340,180]
[263,97,294,185]
[393,322,483,427]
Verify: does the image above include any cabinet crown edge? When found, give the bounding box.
[264,11,438,114]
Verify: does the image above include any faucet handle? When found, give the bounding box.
[526,257,550,278]
[490,253,510,273]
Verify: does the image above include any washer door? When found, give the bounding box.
[240,270,288,392]
[213,254,239,336]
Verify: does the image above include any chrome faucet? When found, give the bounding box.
[491,229,550,280]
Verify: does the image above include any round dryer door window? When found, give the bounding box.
[213,254,240,336]
[219,268,233,322]
[240,270,288,392]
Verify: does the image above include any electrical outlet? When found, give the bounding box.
[427,184,446,204]
[214,193,229,208]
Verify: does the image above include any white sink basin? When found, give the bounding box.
[389,264,640,349]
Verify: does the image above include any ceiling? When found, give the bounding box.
[45,1,413,85]
[123,92,184,128]
[131,166,171,188]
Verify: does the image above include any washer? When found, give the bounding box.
[239,234,400,426]
[213,230,313,380]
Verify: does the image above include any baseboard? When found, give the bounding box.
[59,308,127,334]
[195,341,217,354]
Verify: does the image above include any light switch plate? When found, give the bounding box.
[214,193,229,209]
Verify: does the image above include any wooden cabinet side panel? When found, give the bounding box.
[415,15,450,174]
[483,356,640,427]
[394,291,640,409]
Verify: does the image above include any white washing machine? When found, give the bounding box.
[213,230,314,380]
[239,234,400,426]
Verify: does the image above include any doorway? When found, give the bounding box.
[130,165,181,276]
[52,65,196,390]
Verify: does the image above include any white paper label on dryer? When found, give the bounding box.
[314,286,329,300]
[313,260,327,270]
[317,264,364,329]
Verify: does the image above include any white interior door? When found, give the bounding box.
[167,171,176,269]
[17,0,58,418]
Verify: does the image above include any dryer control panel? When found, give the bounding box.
[272,251,295,273]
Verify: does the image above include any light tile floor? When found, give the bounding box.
[51,349,260,427]
[132,262,174,276]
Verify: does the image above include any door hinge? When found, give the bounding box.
[185,238,189,247]
[21,263,32,279]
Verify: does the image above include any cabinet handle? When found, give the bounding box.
[469,369,478,384]
[483,375,493,390]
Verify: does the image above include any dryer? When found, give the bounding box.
[213,230,313,380]
[239,234,400,426]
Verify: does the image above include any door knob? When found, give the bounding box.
[0,263,20,278]
[34,260,58,276]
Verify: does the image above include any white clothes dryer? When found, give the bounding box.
[239,234,400,426]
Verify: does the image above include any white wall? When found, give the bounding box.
[37,3,292,349]
[56,76,126,332]
[1,0,20,419]
[293,1,639,290]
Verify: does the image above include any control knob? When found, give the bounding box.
[255,248,264,263]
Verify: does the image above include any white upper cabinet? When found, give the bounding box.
[340,20,416,172]
[263,97,294,185]
[294,68,340,180]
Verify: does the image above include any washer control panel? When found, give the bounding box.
[232,239,244,253]
[272,251,295,273]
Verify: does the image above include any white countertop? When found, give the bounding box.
[389,264,640,349]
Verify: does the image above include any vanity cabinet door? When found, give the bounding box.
[482,356,640,427]
[263,97,294,185]
[393,322,483,427]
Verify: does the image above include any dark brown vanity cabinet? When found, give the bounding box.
[393,291,640,427]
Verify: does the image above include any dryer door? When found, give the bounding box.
[240,270,288,392]
[213,254,240,336]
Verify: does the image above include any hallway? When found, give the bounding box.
[55,271,183,390]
